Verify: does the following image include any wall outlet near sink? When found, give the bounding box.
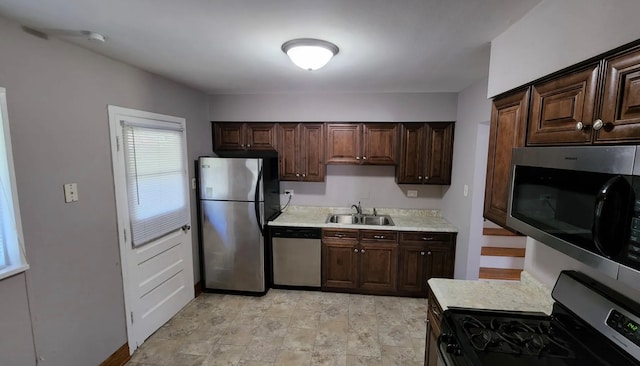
[407,190,418,198]
[284,189,294,196]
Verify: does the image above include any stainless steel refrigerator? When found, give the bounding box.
[197,155,280,294]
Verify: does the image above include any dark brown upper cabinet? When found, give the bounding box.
[325,123,398,165]
[596,47,640,143]
[396,122,454,185]
[527,65,599,145]
[277,123,325,182]
[484,89,529,228]
[212,122,277,151]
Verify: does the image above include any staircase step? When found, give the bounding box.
[479,267,523,281]
[481,246,526,257]
[482,227,522,236]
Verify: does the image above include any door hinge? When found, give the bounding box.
[131,311,134,324]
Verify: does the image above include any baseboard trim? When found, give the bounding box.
[100,343,130,366]
[194,281,202,297]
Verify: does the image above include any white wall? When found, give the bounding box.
[488,0,640,97]
[0,16,210,366]
[441,78,492,279]
[209,92,458,210]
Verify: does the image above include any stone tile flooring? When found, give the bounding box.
[126,289,428,366]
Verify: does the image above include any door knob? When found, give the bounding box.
[181,225,191,232]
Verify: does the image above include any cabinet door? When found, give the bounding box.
[213,122,245,150]
[484,89,529,228]
[527,65,599,145]
[321,240,358,289]
[358,241,398,292]
[300,123,325,182]
[362,123,398,165]
[397,244,428,296]
[597,48,640,143]
[426,323,439,366]
[326,123,361,164]
[277,123,299,181]
[396,123,425,184]
[423,122,454,185]
[425,244,454,279]
[245,123,277,150]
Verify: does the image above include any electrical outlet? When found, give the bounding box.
[284,189,294,196]
[63,183,78,203]
[407,190,418,198]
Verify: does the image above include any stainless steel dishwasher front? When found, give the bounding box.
[271,226,321,287]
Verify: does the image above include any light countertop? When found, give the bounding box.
[428,271,554,314]
[268,205,458,233]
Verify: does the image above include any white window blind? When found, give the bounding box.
[122,120,189,247]
[0,87,29,280]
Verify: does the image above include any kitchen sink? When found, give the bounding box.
[325,214,394,226]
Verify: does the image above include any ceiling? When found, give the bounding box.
[0,0,541,95]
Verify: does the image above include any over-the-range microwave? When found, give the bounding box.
[506,145,640,282]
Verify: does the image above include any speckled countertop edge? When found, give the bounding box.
[428,271,554,315]
[268,205,459,233]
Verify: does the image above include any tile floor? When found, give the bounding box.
[126,289,428,366]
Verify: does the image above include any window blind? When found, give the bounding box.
[122,120,189,247]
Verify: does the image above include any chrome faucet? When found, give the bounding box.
[351,201,362,215]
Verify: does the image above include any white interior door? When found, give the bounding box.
[108,105,194,352]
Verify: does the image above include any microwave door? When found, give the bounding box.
[593,175,635,258]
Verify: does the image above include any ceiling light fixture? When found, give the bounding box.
[281,38,339,71]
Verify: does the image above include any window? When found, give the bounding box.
[0,87,29,280]
[121,117,189,247]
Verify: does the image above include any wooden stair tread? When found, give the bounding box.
[481,247,526,257]
[482,227,523,237]
[479,267,523,280]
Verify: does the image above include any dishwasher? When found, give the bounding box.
[270,226,321,288]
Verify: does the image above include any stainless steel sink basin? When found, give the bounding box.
[327,214,359,224]
[325,214,394,226]
[361,215,393,226]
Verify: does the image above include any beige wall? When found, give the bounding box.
[488,0,640,97]
[0,16,209,366]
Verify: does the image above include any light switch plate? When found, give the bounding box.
[463,184,469,197]
[64,183,78,203]
[407,190,418,198]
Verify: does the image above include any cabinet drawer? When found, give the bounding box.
[322,228,359,240]
[400,232,452,243]
[360,230,397,241]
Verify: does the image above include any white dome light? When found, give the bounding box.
[281,38,339,71]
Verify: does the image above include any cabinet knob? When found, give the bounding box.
[354,248,359,253]
[363,156,367,160]
[373,235,384,239]
[336,234,345,238]
[575,121,587,131]
[422,237,434,241]
[247,144,251,148]
[302,173,306,177]
[356,156,361,160]
[241,144,246,147]
[421,251,425,256]
[418,176,422,179]
[361,249,365,253]
[593,119,604,131]
[425,176,429,180]
[427,251,432,255]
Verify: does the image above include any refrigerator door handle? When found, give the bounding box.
[254,166,264,236]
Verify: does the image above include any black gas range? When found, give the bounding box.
[438,271,640,366]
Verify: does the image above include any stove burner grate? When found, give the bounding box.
[460,315,574,358]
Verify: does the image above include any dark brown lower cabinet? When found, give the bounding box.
[322,229,455,297]
[397,232,456,297]
[425,287,444,366]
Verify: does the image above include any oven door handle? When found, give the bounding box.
[592,175,634,258]
[437,334,462,366]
